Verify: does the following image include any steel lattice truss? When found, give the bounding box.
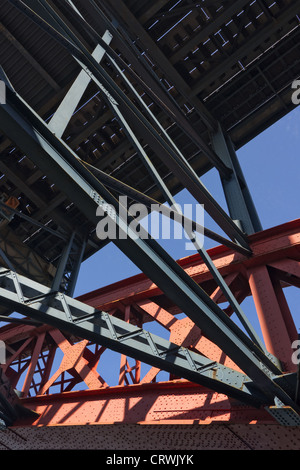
[0,0,299,430]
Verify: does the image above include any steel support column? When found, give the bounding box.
[212,124,262,234]
[51,232,76,293]
[248,265,297,372]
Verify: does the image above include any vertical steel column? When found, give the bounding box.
[51,233,86,297]
[65,237,87,297]
[119,305,130,386]
[248,265,296,372]
[212,124,262,235]
[272,276,298,346]
[226,136,263,233]
[51,233,75,292]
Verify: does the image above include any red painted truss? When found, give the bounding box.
[0,219,300,449]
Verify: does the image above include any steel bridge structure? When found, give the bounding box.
[0,0,299,450]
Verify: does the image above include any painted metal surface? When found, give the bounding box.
[1,422,300,450]
[14,381,278,427]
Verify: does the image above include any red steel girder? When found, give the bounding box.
[15,380,279,427]
[2,422,300,450]
[0,218,299,437]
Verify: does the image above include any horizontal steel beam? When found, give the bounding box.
[189,1,300,98]
[169,0,252,64]
[17,380,276,426]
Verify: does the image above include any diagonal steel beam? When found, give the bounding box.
[91,35,262,348]
[81,160,251,256]
[48,28,113,138]
[212,124,263,235]
[72,19,263,350]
